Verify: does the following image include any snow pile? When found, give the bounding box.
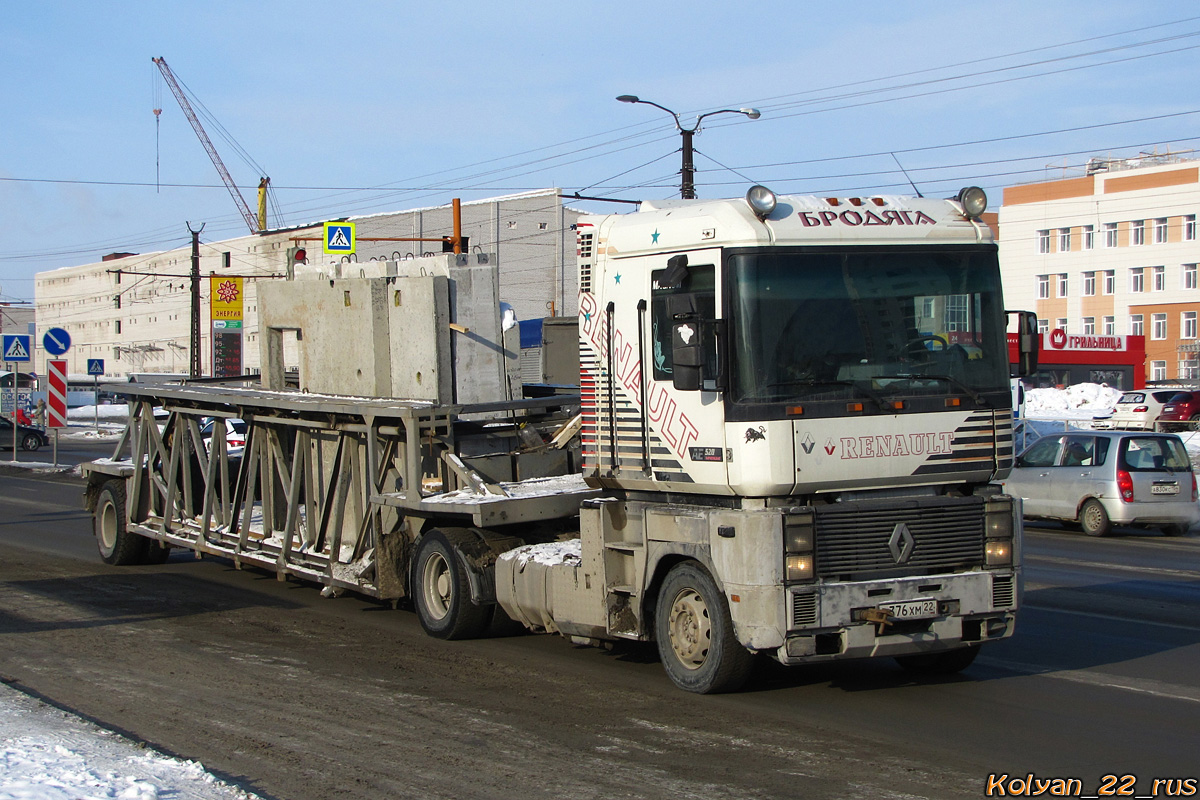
[0,683,260,800]
[67,404,132,421]
[1024,383,1122,421]
[499,538,582,568]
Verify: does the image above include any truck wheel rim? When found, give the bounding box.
[98,500,117,553]
[421,552,452,620]
[667,588,711,670]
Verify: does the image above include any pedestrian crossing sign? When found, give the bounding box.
[324,221,356,255]
[2,334,31,362]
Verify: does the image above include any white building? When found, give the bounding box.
[998,153,1200,383]
[34,190,584,379]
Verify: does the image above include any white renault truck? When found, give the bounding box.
[83,185,1037,693]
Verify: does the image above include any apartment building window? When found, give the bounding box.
[1083,224,1095,250]
[1037,319,1049,334]
[1184,263,1198,290]
[1057,274,1068,297]
[1103,270,1115,294]
[1056,318,1068,332]
[1037,229,1051,254]
[1153,265,1165,292]
[1104,222,1118,248]
[1058,228,1071,251]
[114,321,122,334]
[1132,220,1145,246]
[1180,359,1199,382]
[1037,275,1050,299]
[1151,361,1167,382]
[1152,313,1167,340]
[1184,311,1198,340]
[1103,316,1115,335]
[1130,267,1144,293]
[1154,218,1168,244]
[1082,272,1096,296]
[1186,215,1197,241]
[1130,314,1144,336]
[1082,317,1095,335]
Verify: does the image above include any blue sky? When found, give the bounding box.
[2,2,1198,302]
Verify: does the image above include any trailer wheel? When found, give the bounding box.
[94,481,146,566]
[143,541,172,564]
[413,530,491,640]
[895,645,980,675]
[655,562,754,694]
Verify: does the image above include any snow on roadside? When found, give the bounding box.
[0,682,261,800]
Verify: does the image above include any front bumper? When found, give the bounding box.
[777,569,1017,664]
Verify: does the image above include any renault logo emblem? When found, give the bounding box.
[888,522,915,564]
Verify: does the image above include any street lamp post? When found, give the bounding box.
[616,95,760,199]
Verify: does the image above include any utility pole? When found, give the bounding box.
[187,222,205,378]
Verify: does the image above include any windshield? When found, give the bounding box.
[726,245,1010,416]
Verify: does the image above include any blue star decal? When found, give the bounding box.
[651,229,660,244]
[614,273,622,284]
[583,311,592,322]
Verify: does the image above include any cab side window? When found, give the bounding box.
[1018,436,1061,468]
[650,263,716,384]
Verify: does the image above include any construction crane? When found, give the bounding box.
[152,56,269,234]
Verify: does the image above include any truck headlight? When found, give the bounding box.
[786,555,814,581]
[784,510,816,582]
[985,540,1012,566]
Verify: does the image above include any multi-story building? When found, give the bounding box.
[998,153,1200,384]
[34,190,584,379]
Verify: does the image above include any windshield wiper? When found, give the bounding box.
[758,379,888,410]
[876,373,987,405]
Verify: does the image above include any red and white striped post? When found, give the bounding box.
[47,359,67,465]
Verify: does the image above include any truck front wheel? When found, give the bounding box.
[655,562,754,694]
[94,481,147,566]
[413,530,491,640]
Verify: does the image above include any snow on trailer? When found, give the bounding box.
[82,381,591,601]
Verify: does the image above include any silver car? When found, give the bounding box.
[1003,431,1199,536]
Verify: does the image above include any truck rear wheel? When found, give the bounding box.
[895,645,980,675]
[655,562,754,694]
[413,530,491,640]
[94,481,147,566]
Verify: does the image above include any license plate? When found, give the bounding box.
[1151,484,1180,495]
[880,598,938,620]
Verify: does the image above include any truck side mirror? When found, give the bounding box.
[1013,310,1039,377]
[672,321,702,391]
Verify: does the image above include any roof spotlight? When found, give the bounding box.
[746,185,777,219]
[957,186,987,219]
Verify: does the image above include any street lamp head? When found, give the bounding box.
[741,108,761,120]
[616,95,639,103]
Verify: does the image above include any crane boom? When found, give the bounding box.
[152,56,261,234]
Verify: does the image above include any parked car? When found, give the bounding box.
[1155,390,1200,431]
[1003,430,1199,536]
[0,417,51,452]
[1092,389,1180,430]
[199,417,247,458]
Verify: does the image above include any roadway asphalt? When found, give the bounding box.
[0,467,1197,799]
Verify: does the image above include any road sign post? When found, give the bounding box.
[87,359,105,432]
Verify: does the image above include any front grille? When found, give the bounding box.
[814,497,985,580]
[992,574,1015,608]
[792,592,817,627]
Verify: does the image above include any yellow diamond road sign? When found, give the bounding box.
[324,221,356,255]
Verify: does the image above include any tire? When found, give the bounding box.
[143,540,172,564]
[655,562,754,694]
[1079,498,1112,537]
[94,481,147,565]
[412,530,491,640]
[895,645,980,675]
[21,433,41,452]
[1161,523,1189,537]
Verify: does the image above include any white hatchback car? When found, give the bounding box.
[1093,389,1179,430]
[1003,430,1199,536]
